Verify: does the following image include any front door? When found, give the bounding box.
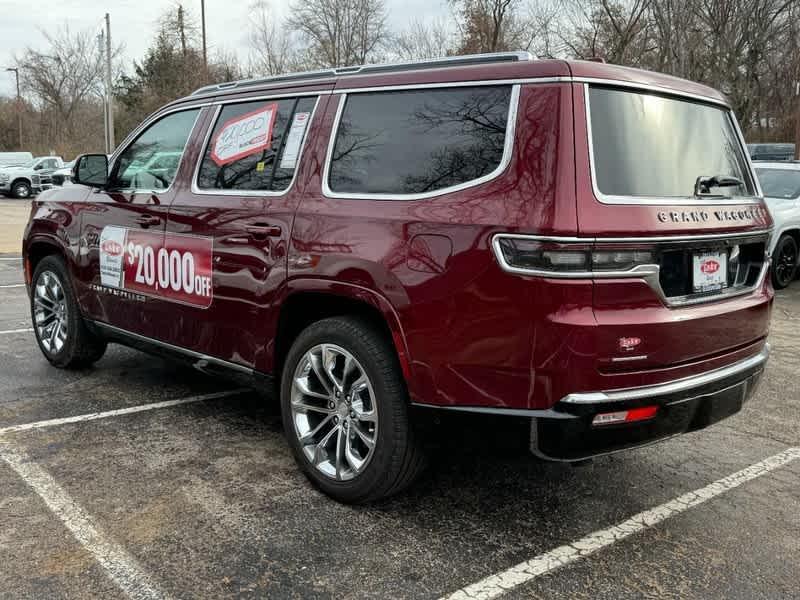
[77,108,203,337]
[162,92,326,370]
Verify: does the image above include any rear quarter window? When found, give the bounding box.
[327,86,514,197]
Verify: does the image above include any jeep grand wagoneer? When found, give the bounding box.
[23,52,772,502]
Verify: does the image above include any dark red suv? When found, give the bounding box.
[23,53,772,502]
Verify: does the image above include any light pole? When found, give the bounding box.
[5,67,22,150]
[201,0,208,81]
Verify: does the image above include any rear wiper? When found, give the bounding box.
[694,174,744,196]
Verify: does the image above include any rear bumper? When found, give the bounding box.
[531,343,769,461]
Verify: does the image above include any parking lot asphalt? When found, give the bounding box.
[0,257,798,600]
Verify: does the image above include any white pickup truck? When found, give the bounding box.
[0,156,64,198]
[754,161,800,288]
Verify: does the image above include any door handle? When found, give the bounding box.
[135,215,161,228]
[246,223,282,239]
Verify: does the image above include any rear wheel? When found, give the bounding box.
[772,234,798,290]
[31,256,107,368]
[11,180,31,199]
[280,317,426,503]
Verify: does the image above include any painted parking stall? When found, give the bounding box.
[100,226,213,308]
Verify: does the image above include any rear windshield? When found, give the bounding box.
[756,168,800,199]
[588,87,754,199]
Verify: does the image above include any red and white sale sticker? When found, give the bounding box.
[210,104,278,166]
[100,226,214,308]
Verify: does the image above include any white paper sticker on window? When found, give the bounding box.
[279,112,311,170]
[211,103,278,166]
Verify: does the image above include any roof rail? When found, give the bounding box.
[191,51,534,96]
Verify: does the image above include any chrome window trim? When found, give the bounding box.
[583,83,762,206]
[322,84,520,201]
[562,343,769,404]
[108,107,204,196]
[573,77,728,107]
[491,232,771,308]
[191,95,321,197]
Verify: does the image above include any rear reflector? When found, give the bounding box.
[592,405,658,426]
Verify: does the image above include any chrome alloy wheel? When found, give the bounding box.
[290,344,378,481]
[33,270,69,354]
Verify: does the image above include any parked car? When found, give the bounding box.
[0,151,34,167]
[748,143,796,162]
[755,162,800,288]
[23,53,772,503]
[50,161,75,187]
[0,156,64,198]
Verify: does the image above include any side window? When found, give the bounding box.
[112,109,200,191]
[328,86,513,196]
[197,96,317,192]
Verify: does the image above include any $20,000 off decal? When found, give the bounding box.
[99,226,213,308]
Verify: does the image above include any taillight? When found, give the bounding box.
[493,235,656,277]
[592,405,658,426]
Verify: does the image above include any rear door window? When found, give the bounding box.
[196,97,317,193]
[327,86,513,196]
[588,86,755,199]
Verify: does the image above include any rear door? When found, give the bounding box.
[77,107,203,336]
[161,91,327,369]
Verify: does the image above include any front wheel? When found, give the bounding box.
[772,234,798,290]
[11,180,32,199]
[280,317,426,503]
[31,256,107,368]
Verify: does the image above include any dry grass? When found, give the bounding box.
[0,199,29,255]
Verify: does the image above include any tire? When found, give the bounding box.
[771,234,798,290]
[280,316,426,503]
[30,255,107,368]
[11,180,31,199]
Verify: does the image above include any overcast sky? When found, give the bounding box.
[0,0,453,97]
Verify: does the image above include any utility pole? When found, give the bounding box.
[178,5,187,57]
[5,68,22,150]
[201,0,208,80]
[105,13,115,153]
[795,80,800,161]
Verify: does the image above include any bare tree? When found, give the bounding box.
[16,26,118,155]
[249,0,299,75]
[450,0,530,54]
[389,19,456,61]
[287,0,388,68]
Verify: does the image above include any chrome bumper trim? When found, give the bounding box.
[562,344,770,404]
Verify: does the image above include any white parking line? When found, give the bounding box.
[0,389,248,436]
[0,328,33,335]
[0,283,24,289]
[442,447,800,600]
[0,441,170,599]
[0,257,21,261]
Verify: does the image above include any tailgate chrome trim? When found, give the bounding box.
[562,344,770,404]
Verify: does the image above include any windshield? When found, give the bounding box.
[756,168,800,199]
[588,87,754,199]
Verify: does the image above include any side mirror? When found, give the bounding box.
[34,163,43,170]
[73,154,108,188]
